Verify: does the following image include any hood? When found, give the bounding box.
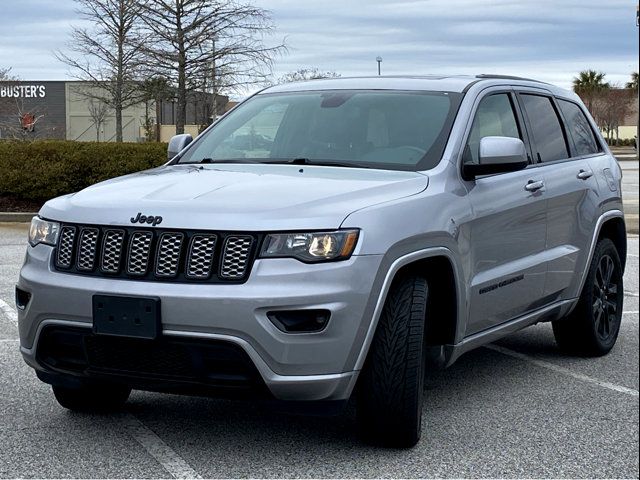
[40,164,428,231]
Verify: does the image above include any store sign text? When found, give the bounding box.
[0,85,46,98]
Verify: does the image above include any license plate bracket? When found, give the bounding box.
[93,295,160,339]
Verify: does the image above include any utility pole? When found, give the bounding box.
[376,56,382,76]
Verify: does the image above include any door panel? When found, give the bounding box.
[538,159,599,300]
[463,170,548,335]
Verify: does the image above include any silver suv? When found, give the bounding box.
[17,75,627,447]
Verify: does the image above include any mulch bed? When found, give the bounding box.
[0,196,43,212]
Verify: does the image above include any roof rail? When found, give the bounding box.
[475,74,547,84]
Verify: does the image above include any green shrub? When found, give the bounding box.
[0,141,167,201]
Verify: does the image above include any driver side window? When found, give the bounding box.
[463,93,522,165]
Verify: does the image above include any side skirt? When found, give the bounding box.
[443,298,576,367]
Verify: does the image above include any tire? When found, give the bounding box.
[552,238,624,356]
[357,275,428,448]
[52,384,131,412]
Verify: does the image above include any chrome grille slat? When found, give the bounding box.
[220,236,253,279]
[76,228,99,271]
[127,231,153,276]
[56,226,76,268]
[186,234,217,279]
[155,232,184,277]
[101,230,125,273]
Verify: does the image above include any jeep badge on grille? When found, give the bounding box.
[130,212,163,226]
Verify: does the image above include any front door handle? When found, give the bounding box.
[577,169,593,180]
[525,180,545,192]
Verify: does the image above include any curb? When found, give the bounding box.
[0,212,36,223]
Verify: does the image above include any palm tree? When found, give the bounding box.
[573,70,610,110]
[625,72,639,90]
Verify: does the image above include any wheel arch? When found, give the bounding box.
[597,216,627,272]
[571,210,626,311]
[353,247,465,371]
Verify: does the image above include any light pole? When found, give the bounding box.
[376,56,382,76]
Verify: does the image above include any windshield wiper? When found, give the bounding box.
[266,158,370,169]
[182,158,264,164]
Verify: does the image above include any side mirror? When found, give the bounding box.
[463,136,528,180]
[167,134,193,160]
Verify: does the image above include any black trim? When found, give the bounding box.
[514,91,572,165]
[36,325,271,399]
[554,97,605,157]
[53,222,262,285]
[459,89,534,181]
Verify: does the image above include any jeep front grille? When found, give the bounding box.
[53,224,258,283]
[101,230,125,273]
[186,234,217,279]
[127,231,153,276]
[56,226,76,268]
[76,228,100,271]
[220,236,254,279]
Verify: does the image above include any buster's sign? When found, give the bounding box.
[0,84,46,98]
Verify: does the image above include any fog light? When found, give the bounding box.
[267,309,330,333]
[15,287,31,310]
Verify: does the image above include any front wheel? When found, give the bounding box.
[357,275,428,448]
[552,238,623,356]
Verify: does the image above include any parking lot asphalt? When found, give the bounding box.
[0,224,637,478]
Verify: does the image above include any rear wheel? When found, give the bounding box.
[357,275,428,448]
[52,384,131,412]
[552,238,623,356]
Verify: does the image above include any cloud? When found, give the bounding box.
[1,0,637,91]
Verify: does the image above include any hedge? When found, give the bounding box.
[0,141,167,201]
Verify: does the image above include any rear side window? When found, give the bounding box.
[520,94,569,163]
[557,99,601,156]
[463,93,521,165]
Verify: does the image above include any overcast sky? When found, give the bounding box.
[1,0,638,92]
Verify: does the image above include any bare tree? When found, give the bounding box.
[0,98,50,141]
[0,67,17,81]
[278,68,340,84]
[88,99,110,141]
[138,0,286,134]
[56,0,145,142]
[591,85,634,145]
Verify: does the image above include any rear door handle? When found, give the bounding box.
[577,169,593,180]
[525,180,545,192]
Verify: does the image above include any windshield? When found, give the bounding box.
[178,90,463,171]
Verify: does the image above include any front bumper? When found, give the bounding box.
[18,244,383,401]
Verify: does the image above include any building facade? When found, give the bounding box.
[0,80,228,142]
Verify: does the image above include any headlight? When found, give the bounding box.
[260,230,359,262]
[28,217,60,247]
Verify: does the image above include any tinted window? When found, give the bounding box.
[557,99,600,156]
[179,90,463,171]
[520,94,569,163]
[463,93,521,165]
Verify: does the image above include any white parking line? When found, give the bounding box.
[486,344,639,397]
[0,301,200,478]
[121,415,201,479]
[0,299,17,323]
